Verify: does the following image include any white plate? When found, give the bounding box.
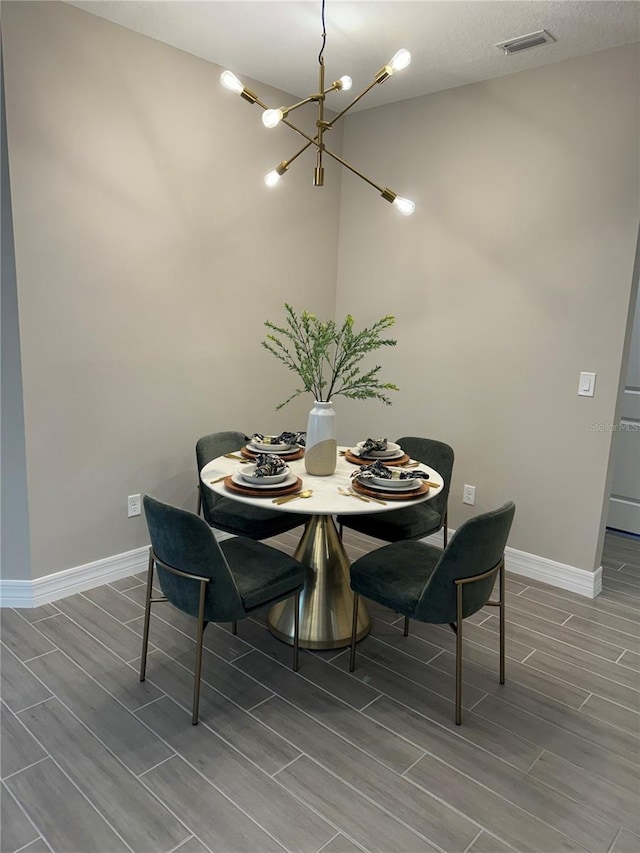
[232,470,297,490]
[248,441,298,455]
[351,446,404,461]
[240,464,290,485]
[356,441,401,459]
[359,476,422,492]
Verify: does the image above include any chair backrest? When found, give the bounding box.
[396,436,454,520]
[195,431,247,523]
[414,501,515,624]
[143,495,245,621]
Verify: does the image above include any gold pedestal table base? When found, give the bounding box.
[267,515,370,649]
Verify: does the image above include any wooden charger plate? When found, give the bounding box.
[343,449,410,467]
[352,478,430,501]
[241,446,305,461]
[224,475,303,498]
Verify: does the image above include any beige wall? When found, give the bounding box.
[2,1,342,579]
[3,2,638,584]
[335,43,639,571]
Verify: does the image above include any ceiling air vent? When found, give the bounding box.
[496,30,555,55]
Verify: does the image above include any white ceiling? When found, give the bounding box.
[69,1,640,112]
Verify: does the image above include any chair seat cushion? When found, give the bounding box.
[220,537,306,612]
[350,540,442,615]
[210,496,304,539]
[337,503,442,542]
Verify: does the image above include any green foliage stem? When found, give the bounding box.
[262,304,399,410]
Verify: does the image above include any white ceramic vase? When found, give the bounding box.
[304,400,337,475]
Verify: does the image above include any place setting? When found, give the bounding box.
[239,431,306,461]
[221,453,306,499]
[349,458,441,501]
[342,436,412,466]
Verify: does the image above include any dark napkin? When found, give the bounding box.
[353,459,430,481]
[359,437,389,454]
[249,431,306,448]
[252,453,288,477]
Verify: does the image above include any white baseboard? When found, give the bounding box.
[427,528,602,598]
[0,526,602,608]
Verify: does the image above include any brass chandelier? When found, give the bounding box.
[220,0,415,215]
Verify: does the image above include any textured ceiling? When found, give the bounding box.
[69,1,640,111]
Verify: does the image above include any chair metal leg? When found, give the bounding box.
[292,590,300,671]
[192,580,208,725]
[443,507,448,548]
[499,557,505,685]
[455,583,463,725]
[338,522,344,539]
[349,593,359,671]
[139,549,154,683]
[196,484,202,517]
[403,615,410,636]
[231,621,237,635]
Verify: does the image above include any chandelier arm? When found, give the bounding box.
[280,117,321,148]
[322,146,385,194]
[282,140,315,169]
[326,78,380,128]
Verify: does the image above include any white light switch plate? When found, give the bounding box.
[578,372,596,397]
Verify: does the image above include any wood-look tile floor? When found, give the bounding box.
[1,529,639,853]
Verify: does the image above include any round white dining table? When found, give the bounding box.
[201,446,444,649]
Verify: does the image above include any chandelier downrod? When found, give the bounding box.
[220,5,415,215]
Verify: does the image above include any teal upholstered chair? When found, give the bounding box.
[141,495,306,724]
[196,430,305,540]
[337,437,454,546]
[349,501,515,724]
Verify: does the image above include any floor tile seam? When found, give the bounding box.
[109,578,145,593]
[404,743,603,853]
[20,649,182,778]
[519,589,640,626]
[525,746,640,824]
[32,634,158,711]
[557,616,640,653]
[562,613,640,643]
[361,687,547,781]
[3,694,54,717]
[352,670,544,775]
[4,746,138,853]
[136,690,310,799]
[247,693,277,713]
[2,755,50,784]
[578,703,640,740]
[461,829,484,853]
[604,571,640,589]
[367,624,450,667]
[78,589,145,625]
[471,690,640,776]
[273,753,453,853]
[601,582,640,603]
[314,831,348,853]
[12,611,61,626]
[615,652,640,673]
[482,612,630,665]
[1,780,48,853]
[28,604,162,668]
[145,643,277,714]
[523,645,640,695]
[135,732,330,853]
[246,680,424,777]
[166,836,200,853]
[230,643,384,713]
[53,600,152,654]
[13,838,53,853]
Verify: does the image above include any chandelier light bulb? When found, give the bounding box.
[262,109,284,128]
[393,196,415,216]
[338,75,353,91]
[220,70,244,94]
[388,48,412,74]
[264,170,281,187]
